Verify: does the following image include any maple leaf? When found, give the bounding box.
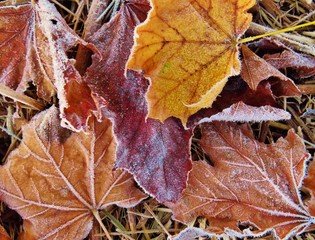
[0,0,97,131]
[0,106,147,239]
[241,45,301,96]
[170,122,315,239]
[84,0,192,203]
[127,0,255,125]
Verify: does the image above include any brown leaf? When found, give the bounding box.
[0,1,97,130]
[248,38,315,79]
[170,122,314,239]
[197,101,290,124]
[187,80,279,127]
[241,44,301,96]
[263,50,315,79]
[0,106,146,239]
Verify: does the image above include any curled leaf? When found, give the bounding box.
[187,80,279,127]
[198,101,290,124]
[241,45,301,96]
[263,50,315,79]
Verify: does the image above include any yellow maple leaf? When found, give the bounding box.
[127,0,255,125]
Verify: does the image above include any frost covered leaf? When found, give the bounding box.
[248,38,315,79]
[0,4,35,92]
[187,80,279,127]
[84,0,192,203]
[170,122,314,239]
[0,106,146,240]
[169,226,223,240]
[303,161,315,217]
[127,0,255,125]
[0,0,97,131]
[197,101,290,124]
[263,50,315,79]
[241,45,301,96]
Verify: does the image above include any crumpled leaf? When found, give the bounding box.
[0,0,97,131]
[84,0,192,203]
[241,45,301,96]
[0,106,147,239]
[127,0,255,125]
[197,101,290,124]
[170,122,314,239]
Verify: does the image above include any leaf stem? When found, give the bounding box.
[238,20,315,44]
[91,209,113,240]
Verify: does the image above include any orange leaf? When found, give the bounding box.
[0,225,10,240]
[0,106,146,239]
[303,161,315,217]
[170,122,314,239]
[127,0,255,125]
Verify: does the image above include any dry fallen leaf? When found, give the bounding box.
[263,50,315,79]
[0,0,97,131]
[127,0,255,125]
[0,4,36,93]
[197,101,290,124]
[0,106,146,239]
[187,80,280,128]
[241,45,301,96]
[247,38,315,79]
[84,0,192,203]
[303,160,315,217]
[170,122,314,239]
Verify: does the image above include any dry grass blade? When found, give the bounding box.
[0,84,45,110]
[143,203,171,238]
